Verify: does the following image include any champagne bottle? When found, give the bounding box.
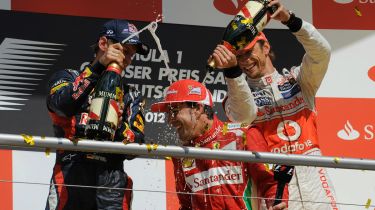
[85,62,124,141]
[207,0,277,71]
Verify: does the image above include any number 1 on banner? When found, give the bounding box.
[177,51,183,64]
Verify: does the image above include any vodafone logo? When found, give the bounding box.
[277,120,301,141]
[213,0,247,15]
[337,120,360,140]
[333,0,353,4]
[368,66,375,82]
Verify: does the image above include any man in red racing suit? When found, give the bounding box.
[151,79,288,210]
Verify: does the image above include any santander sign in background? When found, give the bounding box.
[317,98,375,159]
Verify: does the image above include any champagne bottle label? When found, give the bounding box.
[86,96,118,139]
[85,63,123,141]
[88,97,119,128]
[239,0,270,32]
[247,1,270,35]
[105,98,120,127]
[88,97,104,122]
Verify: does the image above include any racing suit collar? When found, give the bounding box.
[247,68,278,87]
[193,116,223,147]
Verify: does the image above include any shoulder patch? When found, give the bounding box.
[226,122,249,130]
[50,82,69,95]
[51,79,67,88]
[66,69,80,76]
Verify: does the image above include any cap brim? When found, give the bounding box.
[151,102,169,112]
[120,37,149,55]
[237,32,268,55]
[151,100,191,112]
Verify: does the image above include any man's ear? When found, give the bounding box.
[98,36,109,52]
[262,41,270,55]
[194,104,205,117]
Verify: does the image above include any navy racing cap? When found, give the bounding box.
[99,19,149,55]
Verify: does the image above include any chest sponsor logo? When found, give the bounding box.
[252,89,273,107]
[263,96,306,115]
[272,120,314,154]
[272,140,313,154]
[185,166,243,192]
[254,96,273,107]
[277,120,301,141]
[278,81,301,99]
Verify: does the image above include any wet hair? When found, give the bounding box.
[258,40,276,62]
[186,102,214,120]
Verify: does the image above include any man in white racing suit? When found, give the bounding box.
[209,0,338,209]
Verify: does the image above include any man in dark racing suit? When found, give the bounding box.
[45,19,148,210]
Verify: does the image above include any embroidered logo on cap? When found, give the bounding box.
[188,86,202,95]
[128,23,138,33]
[106,30,114,35]
[166,89,178,95]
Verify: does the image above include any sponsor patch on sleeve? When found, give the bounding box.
[50,82,69,95]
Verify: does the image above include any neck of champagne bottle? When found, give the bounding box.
[106,62,122,75]
[252,1,272,28]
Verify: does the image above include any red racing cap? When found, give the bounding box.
[151,79,213,112]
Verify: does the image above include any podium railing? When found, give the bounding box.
[1,133,375,170]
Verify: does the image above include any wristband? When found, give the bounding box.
[281,10,296,26]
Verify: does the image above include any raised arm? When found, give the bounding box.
[269,0,331,107]
[223,67,257,124]
[47,62,105,117]
[293,20,331,108]
[212,44,258,124]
